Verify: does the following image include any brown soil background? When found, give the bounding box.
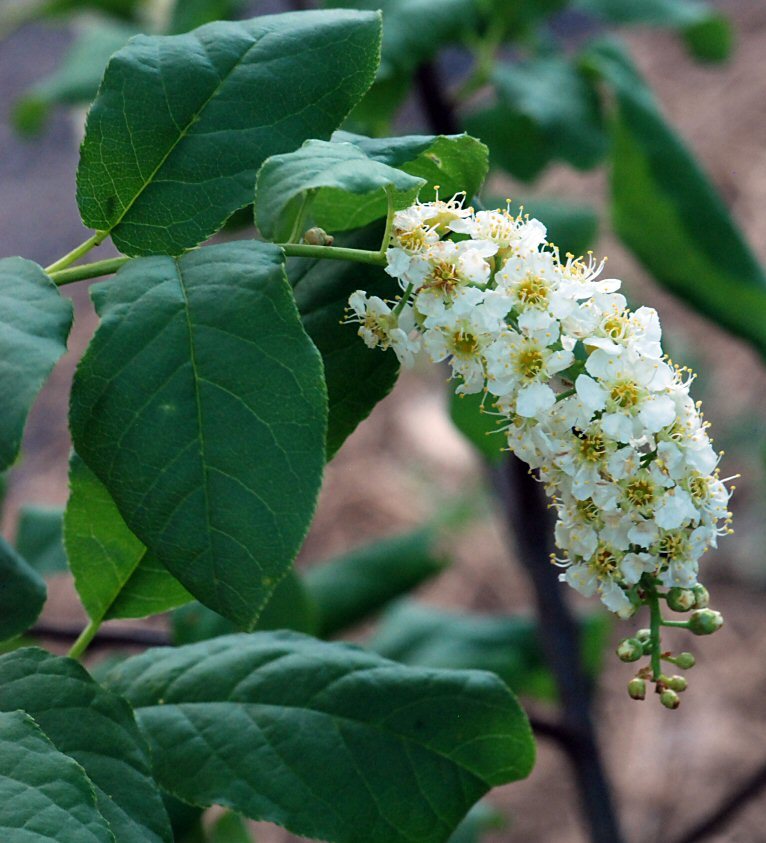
[1,1,765,840]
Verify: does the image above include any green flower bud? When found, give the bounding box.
[666,587,696,613]
[660,688,680,710]
[302,227,334,247]
[674,652,696,670]
[693,584,710,609]
[688,609,724,636]
[628,677,646,700]
[667,675,688,693]
[616,638,644,663]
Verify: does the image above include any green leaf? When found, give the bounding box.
[290,225,400,457]
[0,709,114,843]
[13,22,135,136]
[106,632,535,843]
[305,528,448,635]
[0,257,73,470]
[489,56,608,174]
[209,813,253,843]
[369,602,610,701]
[0,647,172,843]
[64,454,192,621]
[327,0,478,77]
[15,505,67,575]
[682,14,734,62]
[172,570,318,645]
[70,242,327,627]
[256,140,425,241]
[76,10,382,256]
[449,391,505,465]
[336,132,489,203]
[0,536,46,641]
[585,39,766,357]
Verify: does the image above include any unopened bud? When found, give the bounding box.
[616,638,643,663]
[688,609,724,636]
[666,587,696,613]
[667,675,688,693]
[635,628,653,655]
[692,584,710,609]
[660,688,680,710]
[302,227,334,247]
[628,678,646,700]
[674,652,696,670]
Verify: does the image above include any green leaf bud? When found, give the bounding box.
[616,638,643,662]
[666,587,696,612]
[667,675,688,692]
[660,688,681,710]
[692,584,710,609]
[627,677,646,700]
[674,652,696,669]
[303,227,334,247]
[688,609,724,636]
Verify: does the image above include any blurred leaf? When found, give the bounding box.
[344,70,412,137]
[209,812,254,843]
[586,39,766,357]
[486,55,608,177]
[255,140,425,241]
[0,537,46,642]
[172,571,318,645]
[305,528,448,636]
[574,0,733,61]
[449,391,505,465]
[41,0,143,19]
[514,198,599,256]
[13,22,135,136]
[327,0,478,77]
[168,0,249,33]
[369,601,610,700]
[15,505,67,576]
[337,132,489,203]
[448,802,505,843]
[290,225,400,458]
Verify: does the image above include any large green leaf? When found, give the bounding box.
[256,140,425,241]
[107,632,535,843]
[0,536,46,642]
[449,391,506,465]
[290,225,400,457]
[15,505,67,576]
[76,10,382,256]
[370,602,610,701]
[586,39,766,357]
[70,242,327,627]
[305,528,448,635]
[13,22,135,136]
[0,257,73,470]
[64,454,192,621]
[0,648,172,843]
[336,132,489,204]
[0,710,114,843]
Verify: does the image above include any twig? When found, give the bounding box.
[29,621,170,650]
[669,758,766,843]
[491,458,625,843]
[415,61,461,136]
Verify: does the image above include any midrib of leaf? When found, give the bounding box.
[104,30,264,237]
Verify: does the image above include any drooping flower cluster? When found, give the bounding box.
[345,195,733,622]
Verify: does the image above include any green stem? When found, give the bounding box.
[647,584,663,681]
[49,241,387,287]
[378,186,396,257]
[67,618,102,660]
[661,619,691,629]
[49,256,130,286]
[393,282,414,315]
[287,189,316,244]
[556,387,576,402]
[45,231,108,274]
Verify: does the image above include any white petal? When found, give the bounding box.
[575,374,607,412]
[516,383,556,418]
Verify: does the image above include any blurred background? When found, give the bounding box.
[1,0,765,840]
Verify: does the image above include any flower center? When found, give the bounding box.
[515,274,549,308]
[659,532,689,560]
[396,226,430,252]
[610,379,641,409]
[424,261,461,294]
[514,345,545,380]
[624,476,655,508]
[590,545,618,578]
[451,331,479,357]
[575,430,607,462]
[688,473,709,504]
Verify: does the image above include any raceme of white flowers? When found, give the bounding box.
[345,196,734,621]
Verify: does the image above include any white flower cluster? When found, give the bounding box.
[345,196,733,617]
